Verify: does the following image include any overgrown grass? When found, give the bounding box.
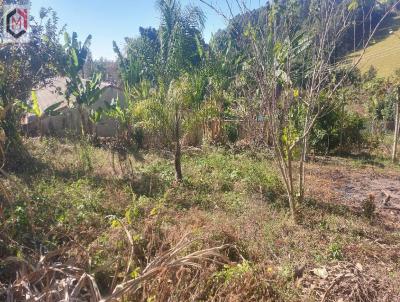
[1,138,399,301]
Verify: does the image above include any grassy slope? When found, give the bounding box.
[1,138,399,301]
[351,16,400,78]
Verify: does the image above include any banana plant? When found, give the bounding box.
[88,107,103,139]
[103,80,154,146]
[64,32,92,79]
[104,95,134,143]
[64,32,106,136]
[66,72,107,136]
[19,91,63,137]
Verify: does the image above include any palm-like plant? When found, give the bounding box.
[104,80,153,144]
[157,0,205,83]
[112,0,208,181]
[134,72,211,182]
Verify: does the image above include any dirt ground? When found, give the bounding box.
[306,157,400,227]
[300,157,400,301]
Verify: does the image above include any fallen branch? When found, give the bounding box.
[2,236,230,302]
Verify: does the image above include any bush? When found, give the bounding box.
[362,194,376,220]
[311,108,366,154]
[223,122,239,143]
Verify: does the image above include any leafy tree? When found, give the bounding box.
[0,7,64,169]
[156,0,205,84]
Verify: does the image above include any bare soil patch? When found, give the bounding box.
[307,157,400,226]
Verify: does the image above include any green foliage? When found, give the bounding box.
[2,176,108,242]
[223,122,239,143]
[214,260,252,283]
[311,106,366,154]
[134,72,214,147]
[89,107,103,124]
[63,32,105,136]
[12,203,29,234]
[125,196,154,223]
[328,242,344,260]
[76,141,94,172]
[66,73,105,108]
[243,161,284,202]
[113,41,143,87]
[63,32,92,79]
[156,0,205,83]
[0,9,64,168]
[19,91,62,119]
[114,0,210,138]
[104,80,155,148]
[182,151,284,210]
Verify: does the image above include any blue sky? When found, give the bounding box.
[30,1,264,60]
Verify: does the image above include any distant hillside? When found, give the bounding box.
[351,16,400,78]
[212,1,397,75]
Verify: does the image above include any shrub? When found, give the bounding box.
[361,194,376,220]
[223,122,239,143]
[311,109,366,154]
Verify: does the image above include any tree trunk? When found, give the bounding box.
[286,149,296,220]
[174,139,183,182]
[298,137,307,205]
[353,21,356,52]
[278,155,296,221]
[369,7,372,37]
[392,87,400,163]
[38,117,43,140]
[339,92,345,148]
[78,106,87,137]
[174,113,183,182]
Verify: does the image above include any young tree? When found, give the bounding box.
[201,0,400,220]
[113,0,207,181]
[135,72,209,182]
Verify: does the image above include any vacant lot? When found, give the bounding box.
[1,139,399,301]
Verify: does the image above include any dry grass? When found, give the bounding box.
[302,262,394,302]
[1,138,400,301]
[1,237,229,302]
